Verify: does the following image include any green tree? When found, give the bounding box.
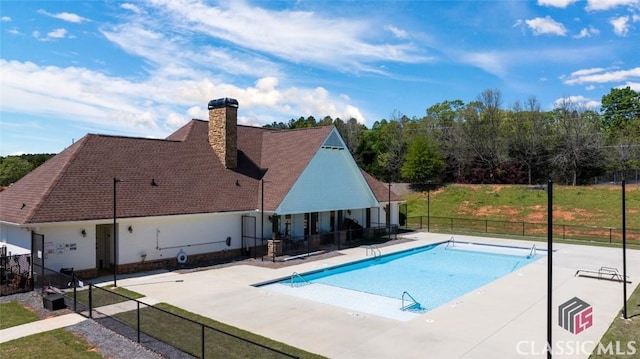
[400,136,444,183]
[0,156,34,186]
[601,86,640,134]
[600,87,640,176]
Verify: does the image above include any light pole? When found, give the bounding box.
[388,182,391,238]
[622,179,628,319]
[261,179,272,262]
[113,178,121,287]
[546,179,553,359]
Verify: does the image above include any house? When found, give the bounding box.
[0,98,402,278]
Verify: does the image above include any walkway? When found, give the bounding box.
[0,296,160,344]
[0,313,86,343]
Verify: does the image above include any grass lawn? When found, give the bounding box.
[0,329,103,359]
[70,285,143,307]
[403,184,640,229]
[113,302,325,359]
[0,302,39,329]
[590,282,640,358]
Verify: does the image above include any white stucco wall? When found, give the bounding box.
[31,223,96,272]
[11,211,255,272]
[117,212,244,264]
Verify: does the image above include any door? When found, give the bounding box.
[95,224,114,270]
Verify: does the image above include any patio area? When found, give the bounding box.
[114,232,640,358]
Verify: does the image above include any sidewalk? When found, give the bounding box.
[0,296,159,344]
[0,313,87,344]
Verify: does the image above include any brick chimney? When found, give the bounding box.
[208,98,238,168]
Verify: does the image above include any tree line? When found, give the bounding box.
[2,87,638,187]
[0,154,55,186]
[268,87,640,186]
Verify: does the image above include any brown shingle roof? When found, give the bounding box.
[0,120,396,224]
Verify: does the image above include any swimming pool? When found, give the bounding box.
[260,241,543,320]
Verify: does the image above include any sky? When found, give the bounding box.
[1,0,639,156]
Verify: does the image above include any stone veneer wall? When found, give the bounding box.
[208,105,238,168]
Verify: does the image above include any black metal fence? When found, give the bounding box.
[46,274,299,359]
[1,252,33,296]
[405,215,640,244]
[257,224,396,262]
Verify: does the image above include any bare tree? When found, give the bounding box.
[550,99,604,185]
[508,96,552,184]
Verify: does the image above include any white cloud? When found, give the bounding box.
[121,3,145,14]
[37,9,89,23]
[538,0,579,8]
[47,28,68,39]
[523,16,568,36]
[0,59,367,135]
[563,66,640,84]
[574,26,600,38]
[8,28,20,35]
[1,16,11,22]
[622,82,640,91]
[610,16,631,36]
[586,0,640,11]
[586,85,596,90]
[386,25,408,39]
[143,0,431,74]
[553,95,600,108]
[33,28,71,41]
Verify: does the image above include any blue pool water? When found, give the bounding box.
[278,243,541,311]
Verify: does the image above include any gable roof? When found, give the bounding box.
[0,120,400,225]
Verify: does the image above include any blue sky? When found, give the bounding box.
[1,0,639,156]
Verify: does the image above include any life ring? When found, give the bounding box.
[177,250,188,264]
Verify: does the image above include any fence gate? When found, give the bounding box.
[31,232,45,291]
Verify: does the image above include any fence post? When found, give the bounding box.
[73,273,77,312]
[420,216,422,230]
[522,222,525,237]
[450,218,453,231]
[89,285,93,319]
[485,220,488,233]
[609,228,612,244]
[201,324,206,359]
[563,225,565,240]
[137,301,141,343]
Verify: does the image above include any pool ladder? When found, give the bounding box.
[527,244,537,258]
[401,291,423,312]
[289,272,310,287]
[366,245,381,257]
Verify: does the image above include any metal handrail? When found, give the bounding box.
[366,245,381,257]
[528,244,537,258]
[445,236,456,248]
[289,272,309,287]
[401,291,422,311]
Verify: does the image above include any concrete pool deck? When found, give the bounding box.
[115,233,640,358]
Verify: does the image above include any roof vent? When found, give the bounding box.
[321,130,345,149]
[208,98,239,110]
